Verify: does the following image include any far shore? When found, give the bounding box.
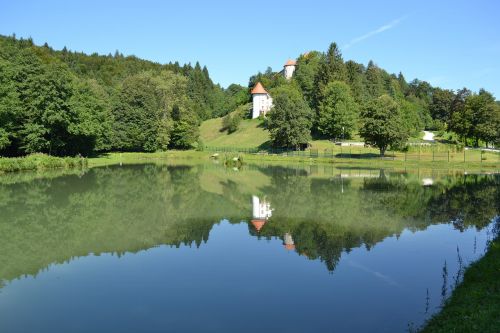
[1,150,500,174]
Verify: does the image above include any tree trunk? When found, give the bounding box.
[380,147,386,157]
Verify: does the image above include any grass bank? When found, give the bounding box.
[0,154,87,173]
[421,233,500,332]
[85,151,500,172]
[87,151,207,167]
[2,150,498,174]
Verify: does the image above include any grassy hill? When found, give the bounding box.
[199,111,494,164]
[199,111,356,151]
[200,113,271,149]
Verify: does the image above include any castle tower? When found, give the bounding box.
[251,82,273,119]
[283,59,297,80]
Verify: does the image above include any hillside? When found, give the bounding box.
[200,115,270,149]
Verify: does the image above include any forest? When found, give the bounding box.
[0,34,248,156]
[1,35,499,156]
[249,43,500,151]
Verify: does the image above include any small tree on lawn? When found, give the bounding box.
[359,95,409,156]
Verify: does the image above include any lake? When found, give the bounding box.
[0,163,498,333]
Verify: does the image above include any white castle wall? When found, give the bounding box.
[252,93,273,119]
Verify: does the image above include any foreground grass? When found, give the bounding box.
[0,153,87,173]
[421,237,500,333]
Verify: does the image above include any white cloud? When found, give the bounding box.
[343,16,407,50]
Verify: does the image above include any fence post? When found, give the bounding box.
[432,150,434,162]
[447,150,450,162]
[481,150,483,163]
[463,149,466,163]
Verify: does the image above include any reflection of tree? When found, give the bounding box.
[0,164,497,283]
[253,166,499,272]
[0,165,245,284]
[362,173,499,230]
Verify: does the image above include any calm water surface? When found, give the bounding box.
[0,164,498,333]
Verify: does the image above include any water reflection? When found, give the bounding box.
[0,164,498,332]
[251,195,272,232]
[0,165,498,283]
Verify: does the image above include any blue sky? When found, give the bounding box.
[1,0,499,97]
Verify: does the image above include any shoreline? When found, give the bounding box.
[420,233,499,332]
[1,151,499,173]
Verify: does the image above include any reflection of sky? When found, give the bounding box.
[0,220,492,333]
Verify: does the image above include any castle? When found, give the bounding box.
[251,59,296,119]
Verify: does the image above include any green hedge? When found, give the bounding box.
[0,154,87,173]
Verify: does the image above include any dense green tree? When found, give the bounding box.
[169,104,199,149]
[218,84,250,118]
[453,89,498,146]
[365,61,385,99]
[294,51,322,106]
[399,99,424,137]
[429,88,455,125]
[112,72,166,152]
[18,62,100,155]
[0,34,243,156]
[316,81,359,139]
[69,78,113,152]
[248,66,287,92]
[267,86,313,148]
[408,79,433,106]
[0,59,21,152]
[345,60,368,104]
[359,95,410,156]
[313,43,347,105]
[397,72,410,96]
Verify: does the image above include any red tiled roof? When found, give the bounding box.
[251,82,268,95]
[251,219,266,232]
[284,59,297,66]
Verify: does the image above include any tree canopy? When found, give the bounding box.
[0,34,247,156]
[359,95,410,156]
[267,86,313,149]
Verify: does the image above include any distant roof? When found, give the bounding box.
[284,59,297,66]
[284,244,296,251]
[251,82,268,95]
[251,219,266,232]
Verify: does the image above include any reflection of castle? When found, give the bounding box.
[251,195,273,232]
[283,232,295,251]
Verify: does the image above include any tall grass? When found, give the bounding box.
[0,154,87,173]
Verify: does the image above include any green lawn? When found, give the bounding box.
[200,117,270,149]
[421,237,500,333]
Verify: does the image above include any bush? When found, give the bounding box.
[222,112,242,134]
[0,154,87,173]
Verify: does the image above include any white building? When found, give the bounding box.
[283,59,297,80]
[252,195,273,220]
[251,82,273,119]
